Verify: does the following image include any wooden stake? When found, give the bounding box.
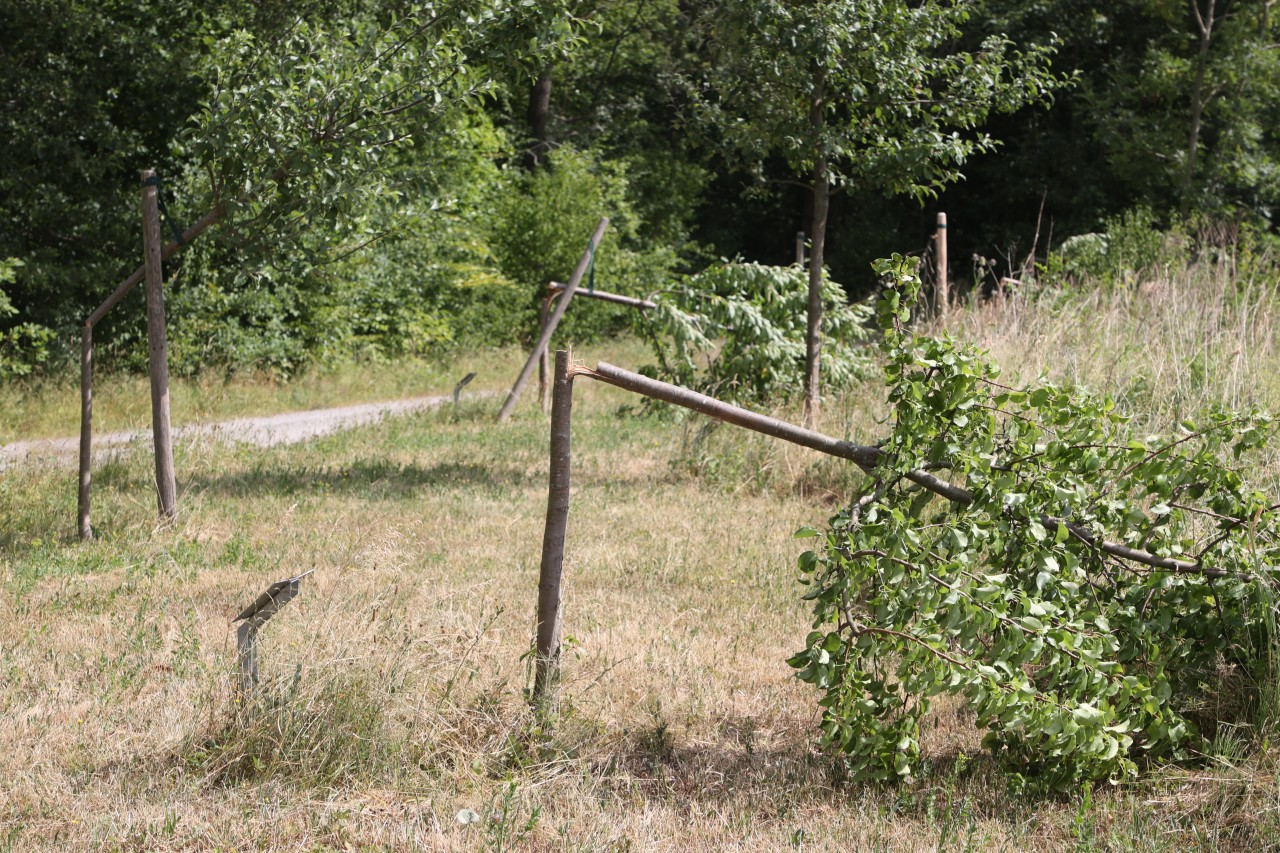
[77,325,93,541]
[549,282,656,310]
[537,293,556,413]
[936,212,949,318]
[533,350,574,710]
[497,218,608,423]
[141,169,177,523]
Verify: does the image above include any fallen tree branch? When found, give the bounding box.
[582,361,1232,578]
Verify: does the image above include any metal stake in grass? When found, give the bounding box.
[532,350,574,711]
[233,570,313,694]
[453,372,477,409]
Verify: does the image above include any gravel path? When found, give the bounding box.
[1,393,482,468]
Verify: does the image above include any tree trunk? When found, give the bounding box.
[1182,0,1217,213]
[803,68,828,427]
[523,65,553,172]
[141,169,177,524]
[533,350,575,712]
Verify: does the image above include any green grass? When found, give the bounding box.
[3,265,1280,849]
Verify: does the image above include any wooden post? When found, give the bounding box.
[77,325,93,540]
[533,350,574,711]
[936,212,949,318]
[496,218,608,423]
[795,231,805,267]
[141,169,177,523]
[536,292,556,413]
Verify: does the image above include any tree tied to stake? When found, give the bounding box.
[789,255,1280,790]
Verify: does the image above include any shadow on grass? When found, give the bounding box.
[187,459,538,500]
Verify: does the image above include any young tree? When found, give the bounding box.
[694,0,1063,423]
[1090,0,1280,218]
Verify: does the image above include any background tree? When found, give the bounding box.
[692,0,1062,423]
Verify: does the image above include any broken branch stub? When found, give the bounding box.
[233,570,314,693]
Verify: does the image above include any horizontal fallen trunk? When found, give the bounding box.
[581,361,1215,577]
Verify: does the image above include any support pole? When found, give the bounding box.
[532,350,574,710]
[936,212,949,318]
[537,293,556,413]
[497,218,608,423]
[141,169,177,523]
[77,325,93,540]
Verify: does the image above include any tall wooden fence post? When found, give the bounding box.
[533,350,575,711]
[77,325,93,540]
[141,169,177,523]
[936,212,949,318]
[497,218,608,423]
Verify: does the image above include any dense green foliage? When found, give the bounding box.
[642,262,872,403]
[789,257,1280,789]
[1,0,1278,377]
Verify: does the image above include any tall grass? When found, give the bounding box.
[2,251,1280,848]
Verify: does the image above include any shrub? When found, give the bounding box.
[642,261,872,404]
[789,255,1280,790]
[0,259,56,378]
[487,146,678,346]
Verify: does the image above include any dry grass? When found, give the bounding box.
[4,264,1280,850]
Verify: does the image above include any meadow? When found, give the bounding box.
[2,256,1280,851]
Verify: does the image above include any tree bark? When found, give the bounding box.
[141,169,177,524]
[533,350,575,711]
[803,67,828,427]
[1182,0,1217,213]
[77,325,93,540]
[523,65,553,171]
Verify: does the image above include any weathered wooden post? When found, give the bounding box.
[78,326,93,540]
[140,169,178,523]
[795,231,805,267]
[233,571,313,694]
[935,212,949,318]
[496,218,608,423]
[532,350,574,711]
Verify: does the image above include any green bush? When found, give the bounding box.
[1047,207,1186,288]
[486,146,678,347]
[789,255,1280,790]
[641,261,873,404]
[0,259,56,379]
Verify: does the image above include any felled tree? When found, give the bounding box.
[789,256,1280,789]
[692,0,1063,424]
